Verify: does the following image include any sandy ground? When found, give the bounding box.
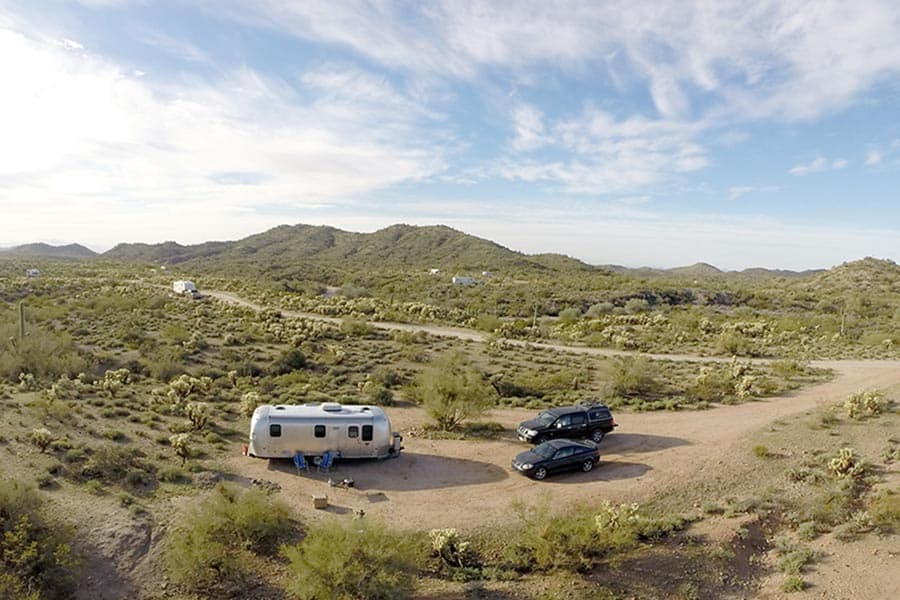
[223,360,900,534]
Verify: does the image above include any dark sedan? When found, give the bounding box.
[511,438,599,480]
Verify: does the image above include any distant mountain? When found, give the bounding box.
[810,257,900,294]
[103,240,230,264]
[1,243,97,259]
[102,223,596,277]
[667,262,724,277]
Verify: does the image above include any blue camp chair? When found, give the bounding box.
[293,452,308,474]
[317,450,335,473]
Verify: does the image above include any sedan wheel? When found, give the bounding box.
[581,459,594,472]
[591,430,605,443]
[533,467,548,480]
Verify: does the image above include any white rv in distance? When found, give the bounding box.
[248,403,402,460]
[172,280,198,295]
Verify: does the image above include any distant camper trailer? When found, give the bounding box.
[172,280,197,295]
[25,269,40,277]
[452,276,476,285]
[248,403,402,460]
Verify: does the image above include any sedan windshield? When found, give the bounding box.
[532,443,557,459]
[535,411,556,426]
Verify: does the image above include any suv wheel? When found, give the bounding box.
[533,467,548,480]
[581,459,594,472]
[534,435,547,445]
[590,430,605,443]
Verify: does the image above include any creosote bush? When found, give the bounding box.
[166,482,294,595]
[416,351,495,431]
[282,518,418,600]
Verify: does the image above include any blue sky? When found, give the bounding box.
[2,1,900,270]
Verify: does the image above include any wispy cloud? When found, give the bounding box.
[510,104,547,152]
[788,157,828,176]
[866,150,883,165]
[497,108,707,194]
[138,30,212,64]
[728,186,755,200]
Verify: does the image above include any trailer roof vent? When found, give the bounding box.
[274,405,285,410]
[361,407,371,412]
[321,402,342,412]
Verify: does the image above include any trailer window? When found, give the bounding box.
[362,425,373,441]
[314,425,326,438]
[348,426,359,438]
[269,424,282,437]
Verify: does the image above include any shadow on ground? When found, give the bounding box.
[264,452,509,492]
[599,432,690,454]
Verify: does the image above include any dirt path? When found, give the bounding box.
[210,290,900,530]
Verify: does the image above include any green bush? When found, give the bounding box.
[416,352,495,431]
[0,479,77,599]
[166,483,295,595]
[282,518,417,600]
[603,356,661,399]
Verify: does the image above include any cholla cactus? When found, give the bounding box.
[169,433,191,465]
[166,374,212,412]
[595,501,642,531]
[28,427,53,453]
[844,390,885,420]
[239,391,261,417]
[185,402,210,431]
[18,372,37,391]
[828,447,866,479]
[96,368,131,398]
[428,528,474,568]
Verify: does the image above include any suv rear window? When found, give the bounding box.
[588,409,610,421]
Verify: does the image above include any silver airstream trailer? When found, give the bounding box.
[247,402,402,460]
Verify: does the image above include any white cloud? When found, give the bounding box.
[832,158,849,169]
[0,27,446,247]
[866,150,883,165]
[227,1,900,124]
[510,104,546,152]
[788,156,828,176]
[728,186,754,200]
[498,108,707,193]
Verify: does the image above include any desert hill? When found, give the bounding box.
[0,242,97,259]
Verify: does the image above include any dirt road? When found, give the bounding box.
[212,290,900,530]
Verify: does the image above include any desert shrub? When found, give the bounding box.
[282,518,417,600]
[781,575,806,593]
[0,479,77,599]
[603,356,661,399]
[166,483,294,595]
[558,307,582,324]
[363,381,394,406]
[501,500,686,573]
[271,349,307,375]
[416,352,495,431]
[158,467,190,484]
[867,489,900,534]
[0,325,87,384]
[80,445,152,486]
[753,445,771,458]
[844,390,886,420]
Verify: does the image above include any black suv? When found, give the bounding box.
[516,402,616,444]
